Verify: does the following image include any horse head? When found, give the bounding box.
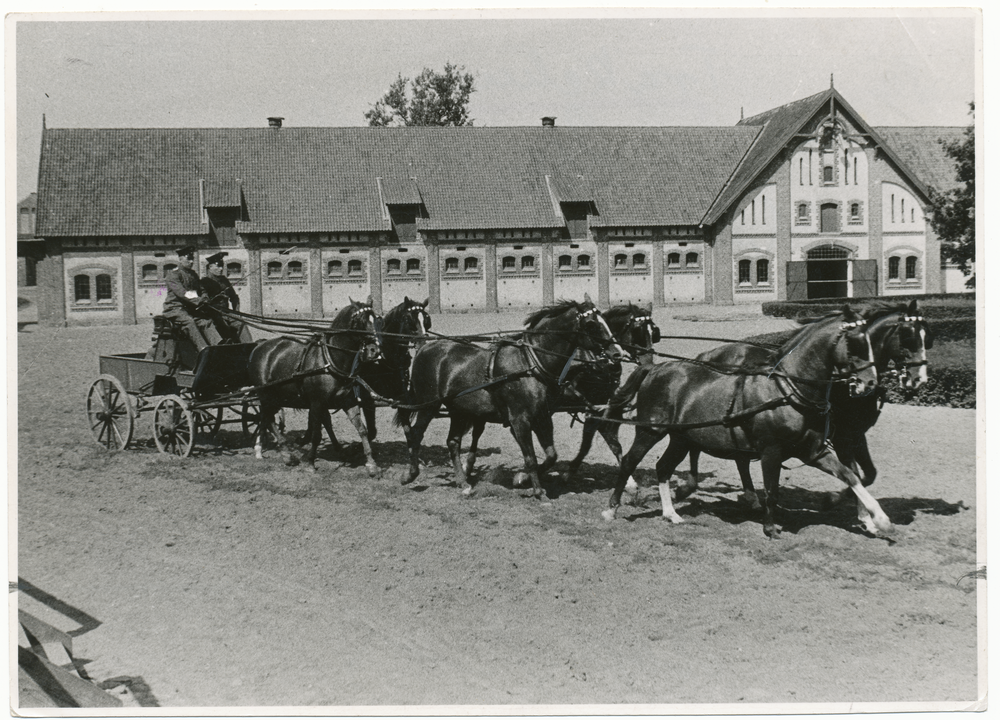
[577,294,625,363]
[347,297,383,363]
[834,305,879,397]
[625,302,659,359]
[402,296,432,339]
[893,299,932,390]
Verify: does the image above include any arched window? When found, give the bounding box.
[888,256,900,280]
[445,257,460,273]
[74,275,91,302]
[348,259,363,276]
[328,260,343,276]
[521,256,535,271]
[577,254,591,269]
[905,256,917,280]
[502,256,516,271]
[632,253,646,268]
[738,259,752,285]
[287,261,304,278]
[756,259,769,285]
[796,203,809,224]
[267,261,282,278]
[465,257,479,272]
[226,262,242,278]
[558,254,572,270]
[685,252,700,268]
[406,258,421,274]
[142,264,158,281]
[96,274,113,301]
[666,252,681,268]
[387,258,402,275]
[164,263,177,275]
[850,202,860,219]
[614,253,627,268]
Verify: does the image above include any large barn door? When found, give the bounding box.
[786,261,808,300]
[852,259,878,298]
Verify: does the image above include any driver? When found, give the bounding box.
[162,245,220,351]
[200,251,246,343]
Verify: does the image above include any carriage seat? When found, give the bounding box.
[151,315,180,342]
[145,315,200,370]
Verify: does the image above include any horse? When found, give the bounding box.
[309,297,432,453]
[688,299,932,513]
[395,295,625,498]
[247,298,383,475]
[564,303,661,479]
[603,306,891,538]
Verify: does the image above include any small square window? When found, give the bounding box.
[521,256,535,271]
[445,257,460,273]
[685,252,699,268]
[267,261,283,278]
[577,255,590,268]
[465,257,479,272]
[348,259,363,276]
[407,258,421,274]
[502,256,516,271]
[387,259,402,275]
[667,253,681,268]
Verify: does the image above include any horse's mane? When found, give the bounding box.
[861,302,911,322]
[603,304,639,325]
[523,299,584,329]
[794,309,848,326]
[329,302,371,330]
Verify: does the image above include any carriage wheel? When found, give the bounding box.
[152,395,195,457]
[194,407,224,439]
[86,375,135,451]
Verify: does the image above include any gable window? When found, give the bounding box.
[738,259,752,286]
[387,258,402,275]
[74,275,91,302]
[756,259,769,285]
[820,203,839,233]
[96,274,113,302]
[407,258,421,274]
[796,203,810,225]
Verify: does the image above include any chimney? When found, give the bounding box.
[267,117,284,128]
[541,116,556,128]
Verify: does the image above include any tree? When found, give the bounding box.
[365,63,476,127]
[928,103,975,286]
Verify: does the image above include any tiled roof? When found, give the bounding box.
[703,90,831,224]
[875,126,967,193]
[36,125,759,236]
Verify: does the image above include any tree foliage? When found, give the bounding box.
[365,63,476,127]
[928,103,976,284]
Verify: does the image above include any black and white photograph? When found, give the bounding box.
[10,5,984,714]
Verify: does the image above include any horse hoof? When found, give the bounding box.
[513,471,530,488]
[741,492,762,510]
[624,476,639,495]
[366,464,379,478]
[764,523,782,538]
[461,486,473,496]
[303,465,317,474]
[601,507,617,522]
[660,513,685,524]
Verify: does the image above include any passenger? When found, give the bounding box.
[200,251,247,343]
[162,245,221,352]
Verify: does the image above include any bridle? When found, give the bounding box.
[877,313,930,382]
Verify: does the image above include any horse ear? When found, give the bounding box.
[907,298,919,313]
[403,296,410,304]
[422,297,429,307]
[584,292,593,305]
[348,296,356,306]
[646,302,653,313]
[366,294,373,306]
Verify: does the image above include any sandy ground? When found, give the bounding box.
[13,306,983,712]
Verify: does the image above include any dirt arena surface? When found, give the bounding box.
[14,307,982,711]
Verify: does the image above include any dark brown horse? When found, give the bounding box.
[689,299,932,517]
[247,299,383,475]
[564,303,660,480]
[396,296,625,497]
[604,306,890,537]
[310,297,432,453]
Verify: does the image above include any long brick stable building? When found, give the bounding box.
[31,86,965,326]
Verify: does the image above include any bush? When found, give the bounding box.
[762,293,976,321]
[885,364,976,409]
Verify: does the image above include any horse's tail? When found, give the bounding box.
[609,364,653,412]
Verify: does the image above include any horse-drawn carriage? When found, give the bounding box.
[85,316,265,457]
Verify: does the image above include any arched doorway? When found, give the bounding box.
[806,245,849,299]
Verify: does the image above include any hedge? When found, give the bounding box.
[762,293,976,321]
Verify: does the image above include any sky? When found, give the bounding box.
[9,8,980,202]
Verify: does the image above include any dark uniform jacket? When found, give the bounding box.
[163,266,206,313]
[200,274,240,312]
